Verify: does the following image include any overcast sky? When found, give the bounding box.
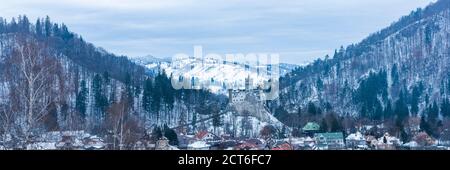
[0,0,437,64]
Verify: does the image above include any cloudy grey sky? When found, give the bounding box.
[0,0,437,64]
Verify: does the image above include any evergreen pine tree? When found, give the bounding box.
[123,72,134,109]
[143,78,153,114]
[394,90,409,125]
[152,126,163,140]
[391,64,399,85]
[212,112,223,130]
[164,124,179,146]
[374,100,383,120]
[441,98,450,118]
[9,18,18,32]
[103,71,110,84]
[44,16,52,37]
[191,113,197,132]
[75,80,88,118]
[152,73,162,115]
[420,116,430,134]
[320,118,328,132]
[0,18,4,33]
[383,100,393,120]
[410,85,422,116]
[92,74,108,114]
[316,77,323,91]
[35,18,43,36]
[428,101,439,123]
[307,102,317,116]
[447,78,450,94]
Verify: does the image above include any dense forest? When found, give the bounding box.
[0,16,227,149]
[273,0,450,141]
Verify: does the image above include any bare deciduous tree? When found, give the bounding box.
[105,100,127,150]
[4,36,61,141]
[105,97,144,150]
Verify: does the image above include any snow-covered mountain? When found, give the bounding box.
[132,55,299,94]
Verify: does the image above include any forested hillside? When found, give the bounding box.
[273,0,450,140]
[0,16,226,149]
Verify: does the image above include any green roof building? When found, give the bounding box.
[302,122,320,131]
[314,132,345,150]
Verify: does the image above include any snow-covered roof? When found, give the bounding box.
[185,135,195,138]
[195,131,211,140]
[84,142,105,149]
[305,137,314,142]
[285,138,305,145]
[188,141,210,149]
[357,144,368,148]
[403,141,419,147]
[26,142,57,150]
[346,132,364,141]
[169,145,180,150]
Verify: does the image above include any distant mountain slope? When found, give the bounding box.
[132,55,299,94]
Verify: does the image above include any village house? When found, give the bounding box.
[375,133,401,150]
[302,122,320,137]
[195,130,220,142]
[178,134,195,150]
[264,138,276,149]
[437,130,450,147]
[412,132,435,147]
[234,139,265,150]
[247,138,264,145]
[402,141,419,150]
[155,137,179,150]
[365,135,377,149]
[438,130,450,146]
[56,133,78,150]
[314,132,345,150]
[22,131,106,150]
[82,136,105,150]
[235,142,259,150]
[345,132,367,149]
[155,137,170,150]
[220,134,233,141]
[406,117,421,136]
[132,132,155,150]
[175,119,188,135]
[133,141,147,150]
[272,142,293,150]
[304,136,315,148]
[358,123,386,136]
[210,140,237,150]
[284,137,307,149]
